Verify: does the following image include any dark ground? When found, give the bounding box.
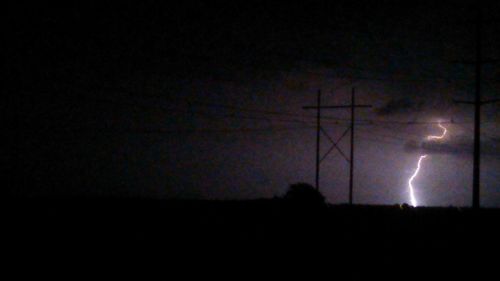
[4,198,500,279]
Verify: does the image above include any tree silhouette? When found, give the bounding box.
[284,183,325,207]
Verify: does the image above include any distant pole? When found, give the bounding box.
[349,88,355,205]
[303,89,371,202]
[472,7,482,209]
[453,5,499,208]
[315,89,321,191]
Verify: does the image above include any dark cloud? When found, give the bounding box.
[377,98,423,116]
[404,139,500,156]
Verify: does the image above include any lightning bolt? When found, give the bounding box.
[408,122,447,207]
[408,155,427,207]
[426,123,447,140]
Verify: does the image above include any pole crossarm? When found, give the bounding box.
[450,58,499,64]
[454,99,500,106]
[481,99,500,105]
[304,105,372,109]
[453,99,476,105]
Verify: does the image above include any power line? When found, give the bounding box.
[58,86,498,139]
[81,93,497,128]
[145,95,499,126]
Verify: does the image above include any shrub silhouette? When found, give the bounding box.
[284,183,325,206]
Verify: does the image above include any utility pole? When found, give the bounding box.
[472,7,482,209]
[349,88,355,205]
[453,6,499,209]
[303,87,371,204]
[315,90,321,190]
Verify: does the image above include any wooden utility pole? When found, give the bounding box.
[315,90,321,190]
[472,7,482,209]
[453,6,499,208]
[303,87,371,204]
[349,88,355,205]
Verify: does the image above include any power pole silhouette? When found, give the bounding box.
[453,6,499,209]
[315,90,321,191]
[303,88,371,204]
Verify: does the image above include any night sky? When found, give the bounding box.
[9,1,500,206]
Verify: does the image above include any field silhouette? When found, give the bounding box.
[5,184,500,279]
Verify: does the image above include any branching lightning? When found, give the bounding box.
[426,123,447,140]
[408,122,447,207]
[408,155,427,207]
